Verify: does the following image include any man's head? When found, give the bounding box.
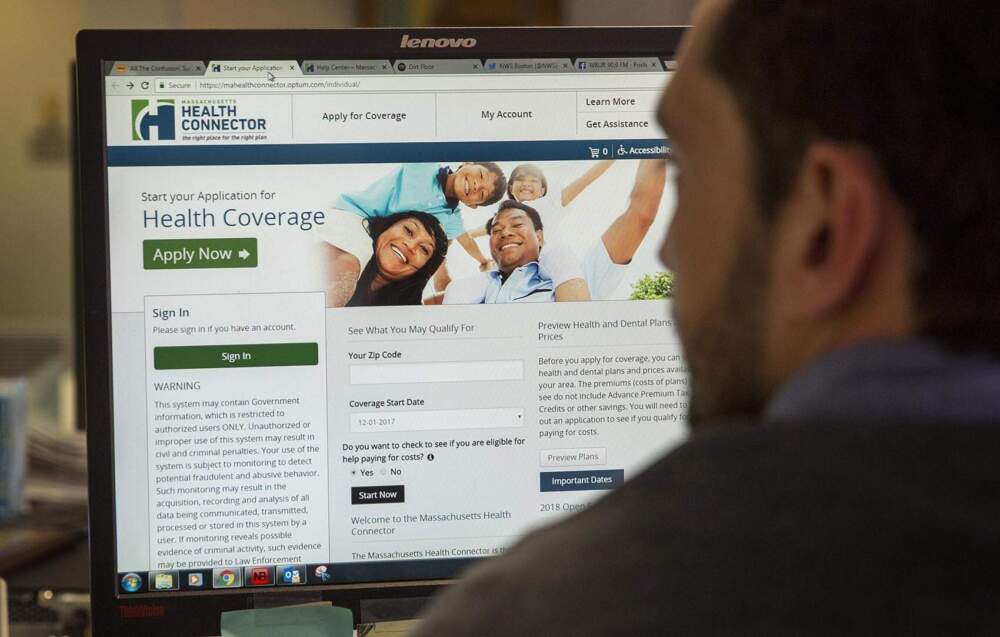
[487,201,544,272]
[659,0,1000,425]
[452,162,507,208]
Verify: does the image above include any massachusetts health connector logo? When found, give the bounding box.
[131,99,175,141]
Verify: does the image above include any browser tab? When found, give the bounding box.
[484,59,573,73]
[109,61,206,76]
[302,60,394,75]
[573,58,664,73]
[205,60,303,76]
[392,59,484,74]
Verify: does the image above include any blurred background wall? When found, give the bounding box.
[0,0,695,339]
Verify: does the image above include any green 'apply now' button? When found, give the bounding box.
[143,238,258,269]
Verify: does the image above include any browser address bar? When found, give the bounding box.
[156,73,669,94]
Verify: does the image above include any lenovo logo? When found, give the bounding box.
[400,34,477,49]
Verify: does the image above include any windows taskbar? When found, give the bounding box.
[117,557,477,595]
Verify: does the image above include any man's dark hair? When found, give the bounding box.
[486,200,544,234]
[506,163,549,199]
[468,161,508,207]
[707,1,1000,355]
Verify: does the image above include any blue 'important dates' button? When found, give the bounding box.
[539,470,624,492]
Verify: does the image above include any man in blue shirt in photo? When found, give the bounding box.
[441,158,667,305]
[442,201,592,304]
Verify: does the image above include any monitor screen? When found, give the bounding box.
[83,28,688,613]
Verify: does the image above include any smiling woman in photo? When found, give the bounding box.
[318,210,448,307]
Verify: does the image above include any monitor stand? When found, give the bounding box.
[236,592,355,636]
[249,591,431,621]
[250,590,324,609]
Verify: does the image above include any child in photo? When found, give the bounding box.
[318,162,507,300]
[467,159,615,243]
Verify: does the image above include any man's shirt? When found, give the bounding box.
[411,337,1000,637]
[442,240,627,304]
[764,338,1000,422]
[334,163,466,239]
[488,263,554,303]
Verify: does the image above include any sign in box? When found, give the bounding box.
[153,342,318,370]
[143,238,258,269]
[539,469,624,492]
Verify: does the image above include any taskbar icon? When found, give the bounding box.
[246,565,275,587]
[151,570,179,591]
[309,564,333,584]
[120,572,145,593]
[213,567,243,589]
[180,569,212,591]
[276,564,307,585]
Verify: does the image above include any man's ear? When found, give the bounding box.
[537,229,545,246]
[772,143,886,321]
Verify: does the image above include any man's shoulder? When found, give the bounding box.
[413,418,1000,636]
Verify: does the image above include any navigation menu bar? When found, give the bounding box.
[107,83,667,146]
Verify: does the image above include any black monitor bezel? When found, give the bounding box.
[76,26,685,635]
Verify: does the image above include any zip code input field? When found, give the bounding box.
[349,360,524,385]
[351,408,524,433]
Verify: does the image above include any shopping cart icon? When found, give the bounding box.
[588,147,601,158]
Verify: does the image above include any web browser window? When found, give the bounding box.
[105,58,689,594]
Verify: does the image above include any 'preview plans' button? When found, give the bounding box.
[539,470,624,492]
[143,238,257,269]
[351,485,405,505]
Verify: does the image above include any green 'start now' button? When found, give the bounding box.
[153,343,318,370]
[143,238,258,269]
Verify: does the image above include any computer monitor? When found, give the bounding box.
[76,26,687,636]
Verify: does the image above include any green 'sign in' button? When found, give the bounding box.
[143,238,257,269]
[154,342,318,369]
